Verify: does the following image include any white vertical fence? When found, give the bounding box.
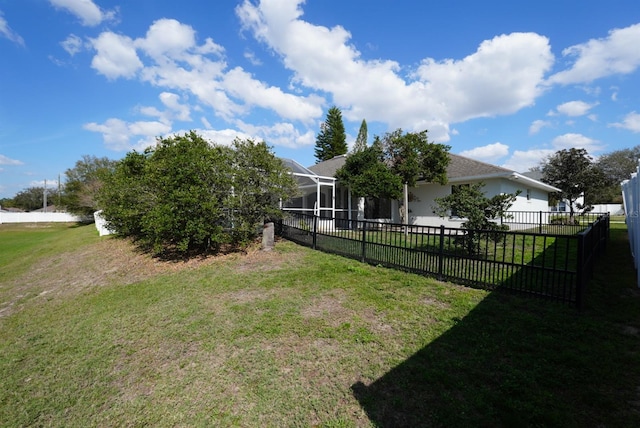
[0,211,85,224]
[621,162,640,287]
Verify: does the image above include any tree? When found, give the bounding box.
[590,146,640,203]
[227,138,300,243]
[335,144,403,200]
[540,148,602,221]
[63,155,116,216]
[380,129,450,224]
[352,119,368,153]
[380,129,450,187]
[12,186,58,211]
[97,131,297,257]
[0,197,15,209]
[434,182,519,254]
[314,106,347,162]
[336,129,450,224]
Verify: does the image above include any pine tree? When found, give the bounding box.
[352,119,368,153]
[314,106,347,162]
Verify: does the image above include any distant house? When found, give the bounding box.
[283,153,561,228]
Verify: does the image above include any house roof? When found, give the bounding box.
[307,153,560,193]
[307,155,348,177]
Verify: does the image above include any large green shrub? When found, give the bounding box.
[97,132,297,256]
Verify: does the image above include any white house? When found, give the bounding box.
[285,153,561,228]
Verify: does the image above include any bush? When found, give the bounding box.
[97,132,297,257]
[549,215,579,225]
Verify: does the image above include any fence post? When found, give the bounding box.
[576,233,585,310]
[312,214,318,250]
[361,221,367,263]
[438,225,445,280]
[539,211,543,234]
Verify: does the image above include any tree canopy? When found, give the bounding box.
[540,148,603,219]
[352,119,368,153]
[434,182,519,254]
[62,155,116,216]
[336,129,450,203]
[314,106,347,162]
[11,186,58,211]
[335,143,403,199]
[97,131,297,257]
[380,129,450,187]
[590,146,640,203]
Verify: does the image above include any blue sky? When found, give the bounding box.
[1,0,640,199]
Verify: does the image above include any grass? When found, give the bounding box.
[1,222,639,426]
[305,225,581,302]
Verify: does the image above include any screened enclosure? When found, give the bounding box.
[281,159,357,229]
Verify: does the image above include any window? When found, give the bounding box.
[364,197,391,219]
[526,189,531,201]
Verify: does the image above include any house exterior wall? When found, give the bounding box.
[406,178,551,227]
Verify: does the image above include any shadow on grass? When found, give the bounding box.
[352,226,640,427]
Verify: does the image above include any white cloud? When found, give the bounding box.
[200,117,212,129]
[84,118,170,151]
[501,149,555,172]
[173,128,254,147]
[135,18,198,61]
[529,119,551,135]
[48,0,116,27]
[548,23,640,85]
[90,32,143,79]
[610,111,640,133]
[222,67,323,124]
[244,50,262,65]
[0,154,24,165]
[29,179,60,189]
[236,0,553,141]
[159,92,192,122]
[458,142,510,162]
[551,133,602,153]
[235,120,315,148]
[554,100,598,117]
[61,34,83,56]
[88,16,325,142]
[0,12,25,46]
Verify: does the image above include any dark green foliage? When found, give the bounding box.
[380,129,450,186]
[434,182,519,254]
[227,138,299,244]
[352,119,368,153]
[97,131,297,257]
[11,187,58,211]
[314,106,347,162]
[549,215,579,226]
[336,145,403,199]
[336,129,450,216]
[541,148,602,219]
[590,146,640,203]
[62,155,116,216]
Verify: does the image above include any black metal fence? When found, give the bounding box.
[501,210,609,235]
[278,212,610,308]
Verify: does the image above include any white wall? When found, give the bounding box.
[0,212,84,224]
[591,204,624,215]
[406,178,552,227]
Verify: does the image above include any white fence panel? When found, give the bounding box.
[94,210,114,236]
[0,212,84,224]
[591,203,624,215]
[621,163,640,287]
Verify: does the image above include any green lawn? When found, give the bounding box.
[1,222,639,427]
